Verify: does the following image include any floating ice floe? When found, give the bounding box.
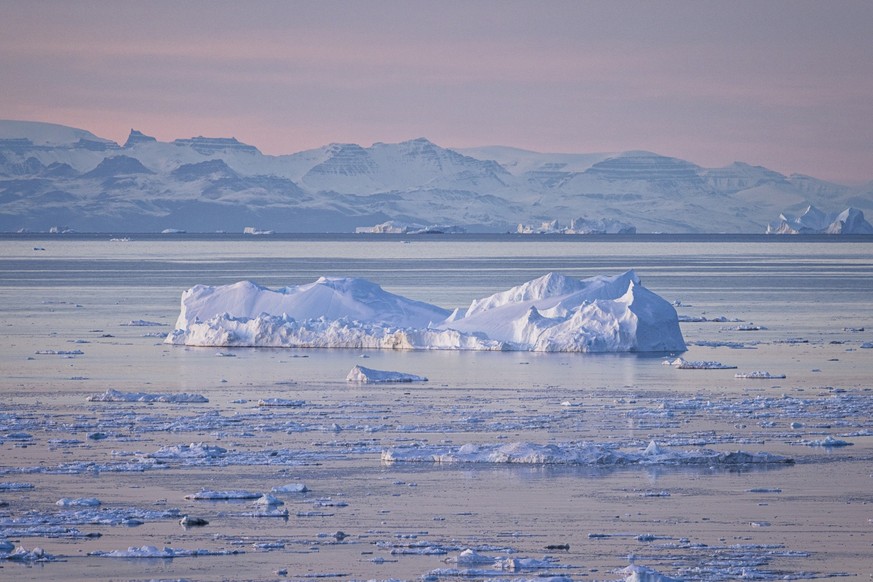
[664,357,737,370]
[734,371,786,379]
[88,545,241,558]
[120,320,164,327]
[346,365,428,384]
[184,489,262,500]
[34,349,83,356]
[87,389,208,403]
[0,482,34,491]
[677,315,738,323]
[622,563,682,582]
[257,398,304,407]
[56,497,101,507]
[803,435,852,447]
[0,545,54,562]
[692,340,755,349]
[165,271,686,353]
[431,549,568,576]
[147,443,227,460]
[271,483,308,493]
[381,440,792,466]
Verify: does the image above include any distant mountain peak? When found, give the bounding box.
[0,119,116,147]
[82,155,154,179]
[123,129,157,148]
[170,158,239,182]
[171,136,260,156]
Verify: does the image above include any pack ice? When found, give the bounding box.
[165,271,686,353]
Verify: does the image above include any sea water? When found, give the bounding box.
[1,234,872,580]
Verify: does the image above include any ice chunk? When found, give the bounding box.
[88,545,240,558]
[56,498,101,507]
[271,483,308,493]
[346,365,428,384]
[184,489,261,500]
[257,398,304,407]
[665,357,737,369]
[622,563,682,582]
[735,371,786,379]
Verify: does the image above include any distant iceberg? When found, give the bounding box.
[165,271,686,353]
[767,205,873,235]
[517,216,636,235]
[355,220,466,234]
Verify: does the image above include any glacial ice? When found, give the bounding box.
[165,271,686,353]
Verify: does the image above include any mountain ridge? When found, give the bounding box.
[1,120,870,234]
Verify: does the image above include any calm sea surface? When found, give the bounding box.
[1,234,872,580]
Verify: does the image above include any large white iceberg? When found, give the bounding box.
[165,271,686,353]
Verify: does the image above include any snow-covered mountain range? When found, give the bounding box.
[1,120,871,233]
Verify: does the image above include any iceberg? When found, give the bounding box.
[165,271,686,353]
[767,205,873,235]
[347,365,428,383]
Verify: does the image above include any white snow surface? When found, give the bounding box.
[166,271,686,353]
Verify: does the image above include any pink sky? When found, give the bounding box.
[2,0,872,184]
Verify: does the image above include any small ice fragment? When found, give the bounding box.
[179,516,209,527]
[271,483,308,493]
[735,371,786,379]
[804,435,852,447]
[0,482,35,490]
[257,398,304,407]
[56,497,101,507]
[185,489,261,500]
[622,563,682,582]
[666,357,737,370]
[253,494,284,507]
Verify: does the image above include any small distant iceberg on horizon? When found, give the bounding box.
[767,205,873,235]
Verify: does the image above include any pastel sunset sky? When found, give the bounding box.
[2,0,871,183]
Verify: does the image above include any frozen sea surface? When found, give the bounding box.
[1,234,872,580]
